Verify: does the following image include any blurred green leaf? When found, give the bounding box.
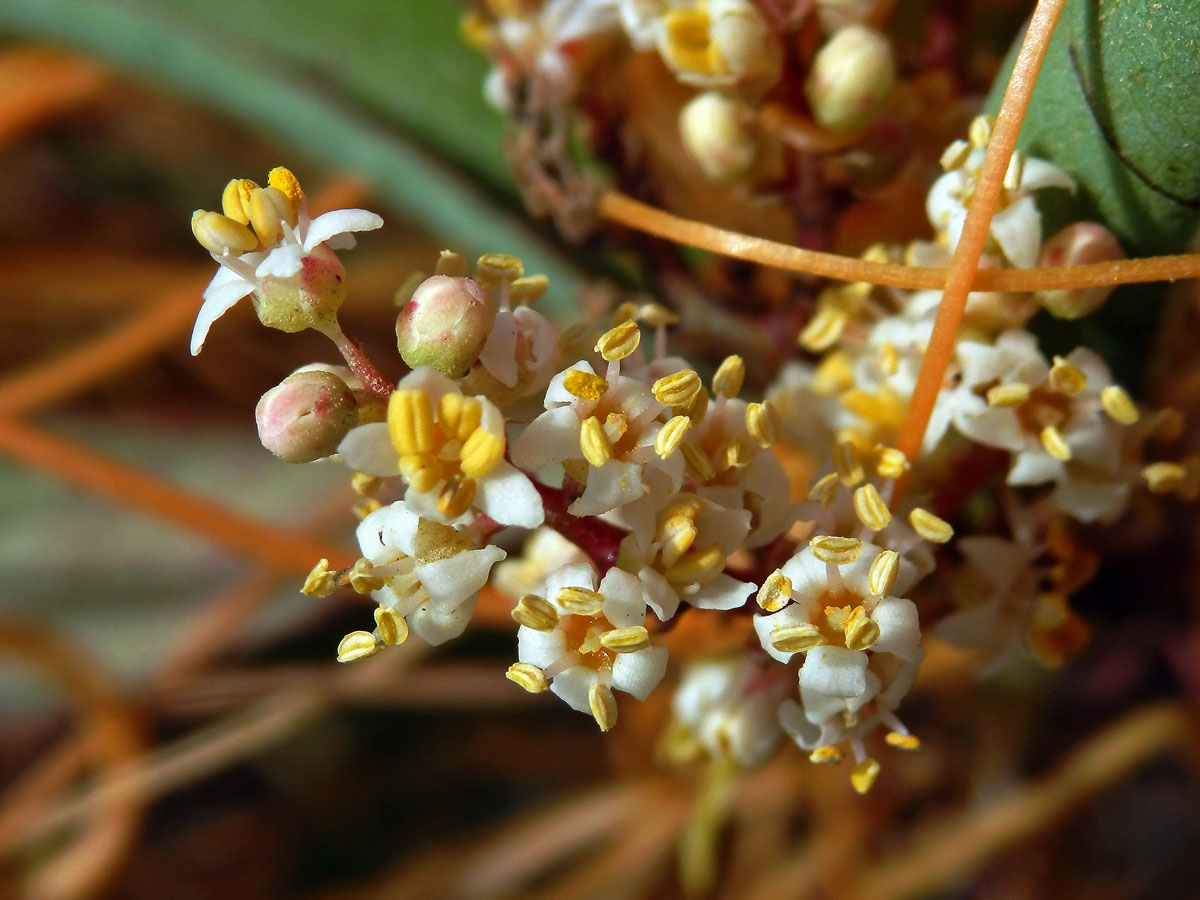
[988,0,1200,255]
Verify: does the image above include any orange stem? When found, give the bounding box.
[893,0,1066,477]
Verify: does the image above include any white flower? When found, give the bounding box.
[356,501,505,646]
[670,655,787,767]
[654,0,781,89]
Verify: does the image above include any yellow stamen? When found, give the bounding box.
[1003,149,1025,192]
[580,416,614,467]
[506,662,548,693]
[808,472,840,507]
[1040,424,1072,460]
[562,369,609,401]
[1144,461,1186,494]
[661,8,714,75]
[653,369,702,407]
[939,138,970,171]
[986,381,1031,407]
[190,209,258,255]
[909,507,954,543]
[337,631,379,663]
[353,498,382,520]
[659,514,698,568]
[655,415,692,459]
[388,389,437,456]
[746,401,780,448]
[439,392,482,442]
[771,622,823,654]
[374,607,409,646]
[557,586,605,616]
[756,569,792,612]
[875,447,910,479]
[475,253,524,285]
[810,534,862,565]
[511,594,559,631]
[434,250,467,277]
[664,544,726,585]
[878,342,899,376]
[1100,385,1139,425]
[809,745,843,764]
[589,682,618,731]
[682,443,715,482]
[595,320,641,361]
[510,274,549,305]
[348,558,385,594]
[843,607,880,652]
[459,427,505,479]
[1048,356,1087,395]
[719,436,752,470]
[247,185,291,244]
[302,558,338,597]
[967,114,994,149]
[885,731,921,750]
[220,178,256,224]
[868,550,900,596]
[637,302,679,326]
[799,305,847,352]
[834,440,864,486]
[267,166,304,214]
[351,471,381,497]
[712,355,745,398]
[853,483,893,531]
[600,626,651,653]
[437,474,477,518]
[399,453,441,494]
[850,758,881,794]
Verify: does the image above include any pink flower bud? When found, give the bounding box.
[396,274,497,378]
[256,370,358,463]
[252,243,346,335]
[1037,222,1125,320]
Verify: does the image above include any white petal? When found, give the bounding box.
[1007,449,1063,486]
[255,244,304,278]
[599,567,647,627]
[934,600,1007,651]
[569,460,645,516]
[477,311,520,387]
[688,574,755,611]
[409,593,477,646]
[550,665,601,713]
[780,549,830,607]
[639,566,680,621]
[338,422,402,477]
[190,269,254,355]
[544,360,597,408]
[518,625,568,669]
[800,645,868,699]
[511,406,582,471]
[1053,476,1130,524]
[611,645,668,700]
[1019,157,1076,193]
[476,460,546,528]
[990,195,1041,268]
[778,699,824,749]
[415,544,505,608]
[302,208,383,251]
[868,597,921,661]
[356,500,420,558]
[543,562,599,610]
[752,604,812,664]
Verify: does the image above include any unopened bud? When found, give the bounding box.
[256,370,358,462]
[396,274,497,377]
[679,91,758,182]
[1037,222,1126,320]
[805,25,896,132]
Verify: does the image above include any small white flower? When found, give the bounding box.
[671,655,788,767]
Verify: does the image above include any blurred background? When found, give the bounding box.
[1,1,1199,898]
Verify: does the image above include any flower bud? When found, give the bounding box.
[679,91,758,182]
[805,25,896,132]
[255,370,358,463]
[252,243,346,335]
[1036,222,1126,319]
[709,0,781,86]
[396,274,497,378]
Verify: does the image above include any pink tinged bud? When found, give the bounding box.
[256,370,358,463]
[1036,222,1126,319]
[396,274,497,378]
[252,243,346,335]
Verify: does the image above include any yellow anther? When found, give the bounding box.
[986,381,1031,407]
[374,607,409,646]
[220,178,256,224]
[746,401,780,449]
[868,550,900,596]
[1100,385,1139,425]
[712,355,745,398]
[351,471,381,497]
[600,625,652,653]
[437,474,477,518]
[562,369,609,401]
[799,305,848,352]
[878,342,899,376]
[809,745,843,764]
[757,569,793,612]
[1040,425,1072,461]
[655,415,692,459]
[595,320,641,361]
[808,472,840,507]
[637,302,679,327]
[843,607,880,652]
[439,392,482,442]
[1048,356,1088,395]
[475,253,524,284]
[909,507,954,543]
[658,514,698,568]
[460,12,493,49]
[664,544,726,585]
[967,114,994,149]
[337,631,379,663]
[609,301,637,326]
[885,731,921,750]
[719,436,753,471]
[1144,461,1187,494]
[348,558,385,594]
[388,389,437,456]
[353,497,383,520]
[681,384,710,421]
[841,387,906,429]
[661,7,715,74]
[653,369,702,407]
[589,682,618,732]
[1003,149,1025,192]
[939,138,970,171]
[661,495,704,520]
[850,758,881,794]
[813,351,855,396]
[459,427,505,479]
[434,250,467,277]
[557,586,605,616]
[190,210,258,256]
[810,535,862,565]
[267,166,304,213]
[399,453,441,494]
[302,558,338,597]
[852,483,892,531]
[511,593,559,631]
[247,185,291,244]
[681,443,716,482]
[771,622,823,654]
[875,447,910,479]
[580,416,615,467]
[834,440,865,486]
[506,662,548,693]
[510,274,549,305]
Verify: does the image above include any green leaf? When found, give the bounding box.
[988,0,1200,255]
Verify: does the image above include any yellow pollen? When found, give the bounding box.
[655,415,692,459]
[853,483,893,531]
[562,369,609,401]
[437,474,477,518]
[808,472,840,507]
[868,550,900,596]
[374,607,409,646]
[599,626,651,653]
[682,443,716,482]
[885,731,921,750]
[557,586,605,616]
[664,544,726,585]
[506,662,548,693]
[986,381,1031,407]
[757,570,793,612]
[302,558,338,597]
[267,166,304,213]
[580,416,614,467]
[799,305,847,352]
[220,178,256,224]
[809,745,843,764]
[875,447,909,479]
[939,138,970,171]
[348,558,385,594]
[1100,385,1139,425]
[842,607,879,652]
[909,507,954,543]
[1040,425,1072,461]
[589,682,619,731]
[191,209,258,256]
[834,440,865,486]
[810,535,862,565]
[653,369,702,407]
[388,390,437,456]
[850,758,881,794]
[439,392,483,442]
[746,401,780,448]
[712,355,745,398]
[247,185,291,244]
[1049,356,1088,395]
[512,594,559,631]
[399,453,441,494]
[595,319,641,361]
[1144,461,1187,494]
[459,427,505,479]
[771,623,823,654]
[337,631,379,663]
